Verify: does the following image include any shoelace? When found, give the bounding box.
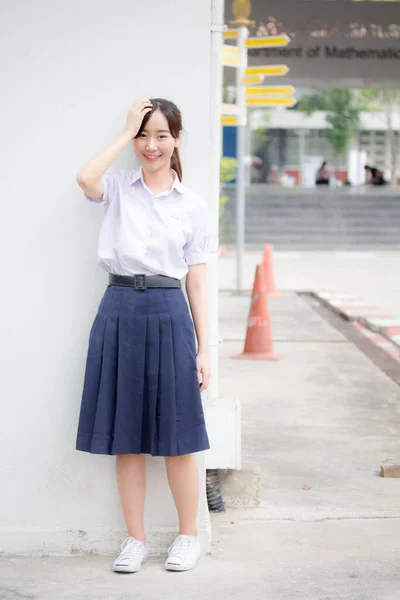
[118,537,143,561]
[168,535,192,560]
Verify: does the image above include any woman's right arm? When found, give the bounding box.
[76,100,153,201]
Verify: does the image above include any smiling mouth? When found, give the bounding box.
[144,155,161,161]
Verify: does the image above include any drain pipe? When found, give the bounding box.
[206,469,225,512]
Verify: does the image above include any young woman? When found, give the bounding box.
[75,98,211,573]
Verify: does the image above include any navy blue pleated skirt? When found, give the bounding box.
[76,283,210,457]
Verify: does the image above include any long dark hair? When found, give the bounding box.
[135,98,183,181]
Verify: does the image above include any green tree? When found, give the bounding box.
[297,89,362,179]
[219,157,237,243]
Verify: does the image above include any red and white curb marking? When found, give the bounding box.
[353,323,400,363]
[358,317,400,348]
[313,291,392,322]
[313,290,400,354]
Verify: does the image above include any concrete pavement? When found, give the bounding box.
[2,290,400,599]
[219,292,400,519]
[219,249,400,322]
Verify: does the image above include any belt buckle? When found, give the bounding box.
[134,274,147,291]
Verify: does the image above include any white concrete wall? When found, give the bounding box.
[0,0,212,555]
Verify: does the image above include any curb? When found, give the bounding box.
[353,322,400,364]
[312,291,400,353]
[358,317,400,349]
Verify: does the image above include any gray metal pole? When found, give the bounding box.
[236,123,245,292]
[235,26,248,293]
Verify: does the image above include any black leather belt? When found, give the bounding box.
[109,273,181,291]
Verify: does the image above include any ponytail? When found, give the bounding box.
[171,147,183,182]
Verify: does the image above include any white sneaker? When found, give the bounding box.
[165,534,201,571]
[112,537,151,573]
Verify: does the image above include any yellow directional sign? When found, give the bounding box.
[246,97,297,107]
[221,103,239,116]
[222,44,241,67]
[221,116,238,126]
[246,85,296,96]
[245,65,289,77]
[246,35,290,49]
[242,74,265,85]
[222,56,241,67]
[223,29,238,40]
[222,44,240,57]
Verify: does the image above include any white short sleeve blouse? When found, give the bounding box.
[84,167,211,279]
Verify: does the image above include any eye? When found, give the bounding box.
[159,135,167,139]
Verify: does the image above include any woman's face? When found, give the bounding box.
[133,109,181,174]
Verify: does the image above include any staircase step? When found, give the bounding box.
[221,188,400,249]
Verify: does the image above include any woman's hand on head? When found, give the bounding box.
[123,100,153,139]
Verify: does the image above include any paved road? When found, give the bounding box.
[219,249,400,322]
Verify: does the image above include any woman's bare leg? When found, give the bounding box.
[116,454,147,542]
[164,454,199,536]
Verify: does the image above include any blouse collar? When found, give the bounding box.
[130,166,185,195]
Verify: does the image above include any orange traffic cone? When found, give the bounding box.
[262,244,281,297]
[233,264,280,360]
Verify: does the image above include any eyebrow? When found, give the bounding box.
[142,129,170,133]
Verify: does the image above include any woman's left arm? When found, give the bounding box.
[186,264,210,392]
